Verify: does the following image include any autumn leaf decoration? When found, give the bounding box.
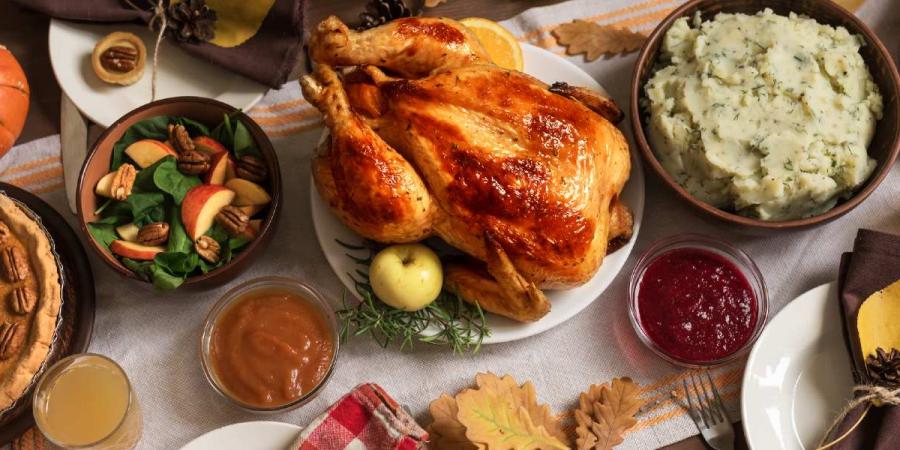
[552,20,647,61]
[575,378,644,450]
[427,373,644,450]
[428,372,568,450]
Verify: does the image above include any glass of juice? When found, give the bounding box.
[32,353,142,449]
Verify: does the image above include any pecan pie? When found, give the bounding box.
[0,194,62,411]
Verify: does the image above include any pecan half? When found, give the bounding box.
[2,247,29,283]
[194,236,221,264]
[9,286,36,315]
[235,155,268,183]
[0,222,11,246]
[168,124,195,153]
[0,322,23,359]
[177,150,210,175]
[100,45,138,73]
[111,163,137,201]
[215,206,249,235]
[138,222,170,246]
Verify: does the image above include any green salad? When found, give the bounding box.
[88,114,271,290]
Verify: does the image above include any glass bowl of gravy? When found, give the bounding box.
[200,276,339,413]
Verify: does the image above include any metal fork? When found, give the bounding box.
[683,370,735,450]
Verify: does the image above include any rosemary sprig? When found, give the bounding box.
[335,240,490,354]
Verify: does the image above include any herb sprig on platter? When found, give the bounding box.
[335,239,490,354]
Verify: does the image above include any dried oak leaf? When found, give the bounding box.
[455,373,570,450]
[552,20,646,61]
[574,377,643,450]
[428,394,480,450]
[424,0,448,7]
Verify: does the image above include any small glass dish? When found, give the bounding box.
[200,276,340,413]
[628,234,769,368]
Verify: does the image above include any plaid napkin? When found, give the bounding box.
[292,384,427,450]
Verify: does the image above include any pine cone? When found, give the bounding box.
[358,0,417,30]
[866,347,900,388]
[167,0,217,43]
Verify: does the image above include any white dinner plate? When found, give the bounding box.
[180,421,301,450]
[310,44,645,344]
[742,282,855,450]
[49,19,267,127]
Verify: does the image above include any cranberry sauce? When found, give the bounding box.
[636,247,757,363]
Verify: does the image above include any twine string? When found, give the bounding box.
[816,385,900,450]
[123,0,167,101]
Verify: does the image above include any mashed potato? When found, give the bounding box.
[644,9,883,220]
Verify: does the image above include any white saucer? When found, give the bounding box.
[742,282,855,450]
[180,421,300,450]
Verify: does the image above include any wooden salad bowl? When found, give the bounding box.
[76,97,282,288]
[630,0,900,231]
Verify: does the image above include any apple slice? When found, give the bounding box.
[237,219,263,241]
[110,240,165,261]
[224,161,238,182]
[95,171,116,198]
[125,139,177,168]
[225,179,271,207]
[194,136,228,157]
[115,223,140,242]
[203,152,234,185]
[182,185,236,240]
[235,204,264,217]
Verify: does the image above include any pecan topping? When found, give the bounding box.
[168,124,195,153]
[194,236,221,264]
[215,206,249,235]
[138,222,170,246]
[1,247,29,283]
[0,222,11,246]
[9,286,36,315]
[177,150,210,175]
[100,45,138,73]
[0,322,23,359]
[235,155,268,183]
[111,163,137,201]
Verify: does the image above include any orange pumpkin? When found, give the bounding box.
[0,45,29,157]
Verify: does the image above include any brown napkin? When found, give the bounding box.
[14,0,305,88]
[829,229,900,449]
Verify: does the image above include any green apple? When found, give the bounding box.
[369,244,443,311]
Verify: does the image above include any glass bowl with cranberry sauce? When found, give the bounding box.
[628,234,768,368]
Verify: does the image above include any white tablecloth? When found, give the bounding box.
[5,0,900,448]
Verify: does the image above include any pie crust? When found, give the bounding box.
[0,194,61,411]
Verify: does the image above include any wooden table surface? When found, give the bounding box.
[1,1,750,449]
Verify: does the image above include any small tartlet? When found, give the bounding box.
[91,32,146,86]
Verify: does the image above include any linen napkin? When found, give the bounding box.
[12,0,305,88]
[828,229,900,449]
[291,384,428,450]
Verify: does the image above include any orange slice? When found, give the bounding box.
[460,17,524,71]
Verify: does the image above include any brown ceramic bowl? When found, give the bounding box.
[631,0,900,231]
[77,97,282,288]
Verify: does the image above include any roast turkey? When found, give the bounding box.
[301,16,632,322]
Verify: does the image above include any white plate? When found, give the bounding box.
[742,282,855,450]
[310,44,645,344]
[49,19,267,127]
[180,421,300,450]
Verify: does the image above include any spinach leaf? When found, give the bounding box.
[126,193,166,226]
[174,117,210,137]
[87,223,118,249]
[111,116,171,170]
[150,264,185,290]
[152,158,201,204]
[210,114,234,150]
[122,258,154,281]
[232,119,260,158]
[205,223,230,243]
[155,251,199,275]
[133,157,169,193]
[166,206,192,254]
